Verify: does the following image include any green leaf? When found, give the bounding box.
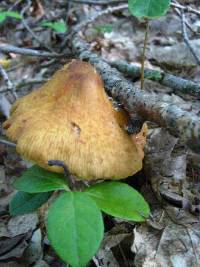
[47,192,104,267]
[4,11,22,20]
[41,21,68,33]
[0,11,22,23]
[128,0,171,19]
[94,24,113,33]
[13,165,69,193]
[9,191,52,216]
[85,181,150,221]
[0,13,6,23]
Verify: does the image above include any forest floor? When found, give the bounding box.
[0,1,200,267]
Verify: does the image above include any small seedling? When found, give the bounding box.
[128,0,171,89]
[94,24,113,33]
[0,10,22,23]
[41,20,68,33]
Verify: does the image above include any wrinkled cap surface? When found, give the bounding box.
[3,60,147,180]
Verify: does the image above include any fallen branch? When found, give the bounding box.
[72,35,200,152]
[109,60,200,99]
[0,44,64,58]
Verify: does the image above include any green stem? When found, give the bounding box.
[141,19,149,90]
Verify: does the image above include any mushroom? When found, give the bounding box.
[3,60,147,180]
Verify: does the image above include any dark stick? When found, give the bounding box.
[48,160,76,190]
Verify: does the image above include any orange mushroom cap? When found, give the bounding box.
[3,60,147,180]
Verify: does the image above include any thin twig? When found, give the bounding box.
[171,2,200,16]
[172,0,200,16]
[141,19,149,90]
[172,5,196,33]
[74,4,128,32]
[172,0,198,33]
[181,11,200,66]
[8,0,22,10]
[0,139,16,148]
[68,0,126,5]
[61,3,128,47]
[0,78,48,94]
[0,44,64,58]
[21,0,56,53]
[16,78,48,89]
[0,64,17,99]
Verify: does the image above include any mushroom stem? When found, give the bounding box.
[48,160,76,190]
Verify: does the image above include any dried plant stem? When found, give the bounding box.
[68,0,126,5]
[0,64,17,99]
[181,11,200,66]
[141,19,149,90]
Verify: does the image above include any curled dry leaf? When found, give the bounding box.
[3,60,147,180]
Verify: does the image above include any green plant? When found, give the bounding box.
[10,165,150,267]
[0,10,22,23]
[128,0,171,89]
[94,23,113,33]
[41,20,68,33]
